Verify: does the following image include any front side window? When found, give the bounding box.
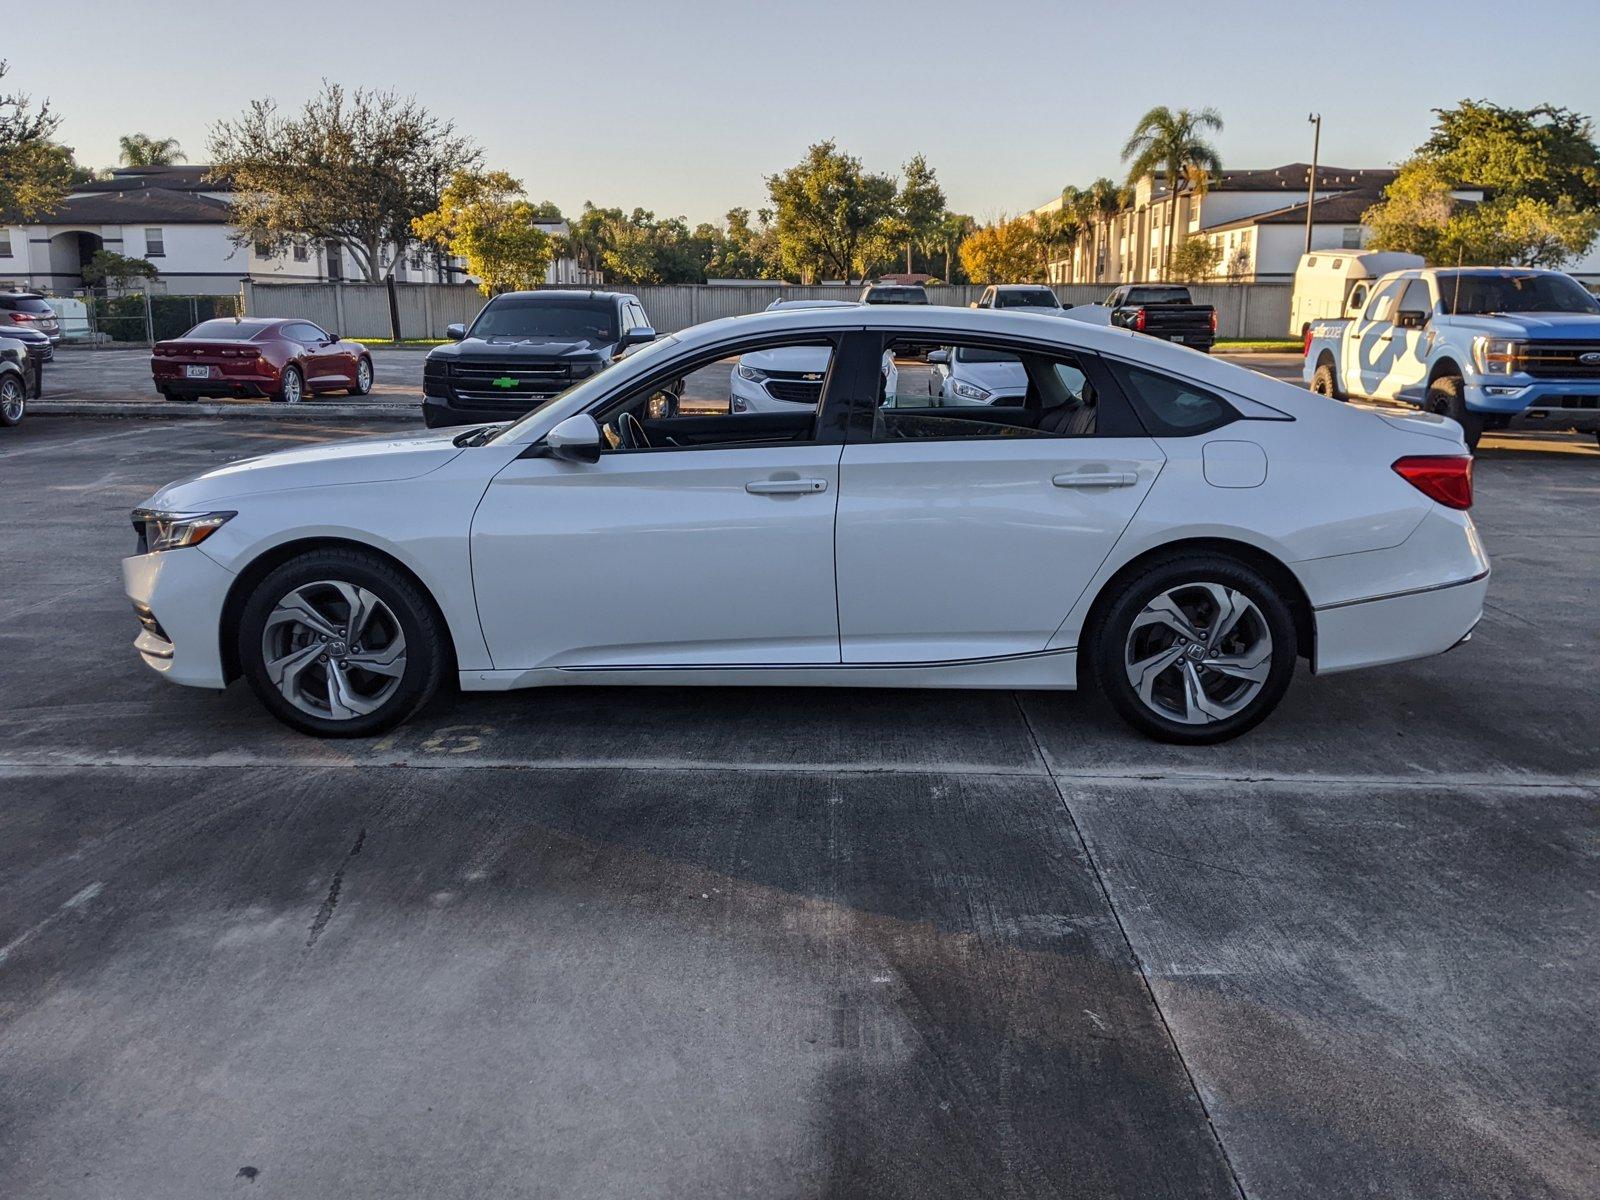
[1363,280,1404,323]
[875,337,1098,440]
[1398,278,1432,318]
[145,228,165,257]
[1108,362,1235,437]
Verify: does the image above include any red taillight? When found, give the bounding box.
[7,312,32,324]
[1133,308,1146,332]
[1302,327,1313,356]
[1209,310,1219,334]
[1392,455,1473,510]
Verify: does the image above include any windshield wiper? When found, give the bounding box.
[453,426,498,447]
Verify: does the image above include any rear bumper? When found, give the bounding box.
[1313,571,1489,675]
[156,380,273,399]
[122,548,235,688]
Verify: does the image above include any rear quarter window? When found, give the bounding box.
[1107,362,1236,437]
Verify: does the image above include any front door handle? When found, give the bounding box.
[746,478,829,495]
[1053,471,1138,489]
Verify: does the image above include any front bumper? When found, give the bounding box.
[122,547,236,688]
[1465,378,1600,430]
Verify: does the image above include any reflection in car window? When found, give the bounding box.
[1363,281,1404,323]
[875,339,1097,440]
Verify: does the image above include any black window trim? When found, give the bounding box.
[1098,355,1244,438]
[846,328,1145,444]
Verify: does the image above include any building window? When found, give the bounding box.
[0,229,13,257]
[410,249,424,271]
[293,242,308,262]
[254,240,271,258]
[1341,226,1363,249]
[144,228,165,257]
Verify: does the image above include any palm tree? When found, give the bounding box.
[1081,177,1121,283]
[118,133,184,167]
[1120,106,1223,277]
[1054,185,1082,281]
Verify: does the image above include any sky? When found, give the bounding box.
[10,0,1600,225]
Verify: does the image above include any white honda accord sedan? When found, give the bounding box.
[123,306,1489,744]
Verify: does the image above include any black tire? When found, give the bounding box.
[1310,360,1344,401]
[347,356,373,396]
[0,372,26,426]
[237,548,446,738]
[1090,554,1298,745]
[272,363,305,404]
[1426,374,1482,452]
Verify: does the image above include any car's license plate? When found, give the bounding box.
[1171,335,1188,343]
[185,365,211,379]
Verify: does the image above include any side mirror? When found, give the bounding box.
[546,413,602,464]
[926,349,950,365]
[1396,310,1428,330]
[445,323,466,341]
[324,332,341,344]
[618,326,657,353]
[644,389,679,420]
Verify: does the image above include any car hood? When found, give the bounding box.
[434,337,612,360]
[1442,313,1600,339]
[142,426,469,509]
[739,345,833,372]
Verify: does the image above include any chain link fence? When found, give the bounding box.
[58,293,243,347]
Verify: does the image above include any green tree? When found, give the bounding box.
[1168,235,1222,282]
[81,249,159,290]
[1365,101,1600,267]
[412,170,556,295]
[705,206,782,279]
[1032,205,1080,281]
[896,153,946,274]
[0,60,71,219]
[118,133,184,167]
[937,211,977,283]
[1120,105,1224,276]
[767,141,899,283]
[208,82,480,283]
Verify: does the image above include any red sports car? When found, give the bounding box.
[151,317,373,403]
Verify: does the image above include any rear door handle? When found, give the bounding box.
[746,478,829,495]
[1053,471,1138,488]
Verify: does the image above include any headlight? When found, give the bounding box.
[736,364,767,382]
[951,380,991,402]
[1472,337,1525,375]
[131,509,235,554]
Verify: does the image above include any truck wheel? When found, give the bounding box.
[1310,361,1344,401]
[1427,375,1482,452]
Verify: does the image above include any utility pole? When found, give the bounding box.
[1304,113,1322,256]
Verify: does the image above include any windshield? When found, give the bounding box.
[482,334,682,444]
[185,319,273,339]
[470,296,620,342]
[865,288,927,304]
[996,290,1059,308]
[1126,287,1191,305]
[1435,272,1600,316]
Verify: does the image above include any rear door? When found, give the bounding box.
[1350,278,1406,398]
[833,331,1164,663]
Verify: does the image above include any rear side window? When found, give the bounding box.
[1108,362,1236,437]
[1,296,52,313]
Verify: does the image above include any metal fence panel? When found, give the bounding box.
[242,281,1293,341]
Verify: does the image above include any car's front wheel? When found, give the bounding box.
[1427,374,1482,452]
[238,549,446,737]
[1091,555,1297,744]
[0,372,26,426]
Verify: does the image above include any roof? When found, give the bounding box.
[70,165,227,195]
[31,188,233,225]
[1190,164,1397,193]
[496,290,634,302]
[1205,190,1387,232]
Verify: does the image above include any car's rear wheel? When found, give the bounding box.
[1426,374,1482,452]
[273,364,304,404]
[1091,555,1297,744]
[238,549,446,737]
[1310,361,1344,401]
[0,373,26,426]
[348,357,373,396]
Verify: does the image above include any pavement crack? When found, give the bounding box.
[306,828,365,949]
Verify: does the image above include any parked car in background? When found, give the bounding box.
[860,283,928,305]
[423,291,655,428]
[1101,285,1217,350]
[1,292,62,348]
[151,318,373,404]
[1304,266,1600,451]
[2,323,55,362]
[0,335,38,427]
[732,299,866,413]
[1290,250,1425,338]
[973,285,1063,311]
[924,344,1028,405]
[125,303,1486,746]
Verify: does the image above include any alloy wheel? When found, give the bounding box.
[357,360,372,392]
[260,580,407,720]
[0,378,23,423]
[282,368,303,404]
[1123,582,1273,726]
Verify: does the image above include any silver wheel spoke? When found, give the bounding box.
[1125,581,1274,727]
[1199,584,1251,651]
[1203,645,1272,683]
[260,578,405,722]
[265,591,342,641]
[345,636,406,678]
[1130,594,1204,643]
[1128,644,1187,707]
[325,661,380,717]
[1179,661,1233,724]
[265,641,323,699]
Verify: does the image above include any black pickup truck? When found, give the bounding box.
[1104,285,1217,352]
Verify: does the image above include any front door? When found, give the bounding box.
[1351,278,1406,398]
[833,334,1165,663]
[470,333,850,670]
[1378,277,1435,404]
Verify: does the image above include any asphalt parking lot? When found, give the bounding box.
[2,406,1597,1198]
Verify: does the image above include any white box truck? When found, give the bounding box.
[1290,250,1425,338]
